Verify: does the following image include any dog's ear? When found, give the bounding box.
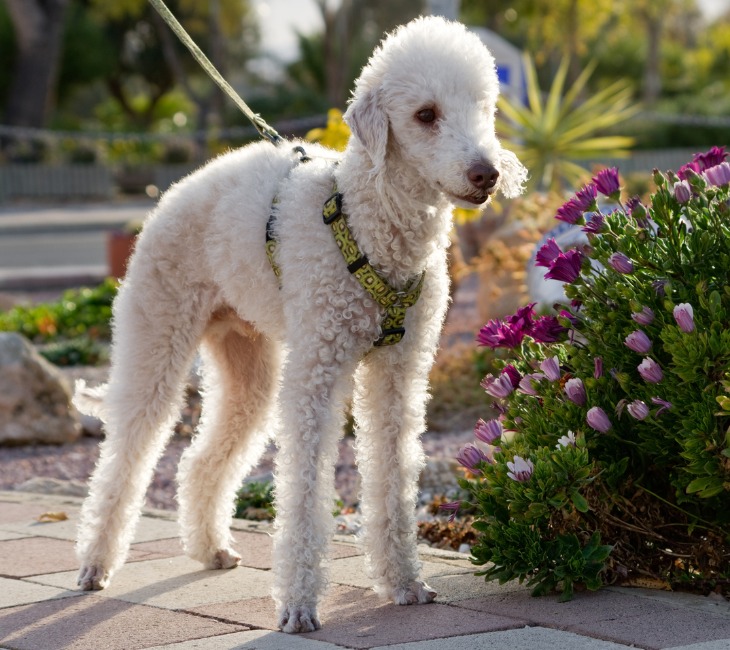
[344,87,388,171]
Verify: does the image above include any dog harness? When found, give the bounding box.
[266,182,425,347]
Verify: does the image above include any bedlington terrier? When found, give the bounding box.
[74,15,526,633]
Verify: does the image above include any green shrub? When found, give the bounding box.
[234,481,275,520]
[457,148,730,600]
[0,279,117,365]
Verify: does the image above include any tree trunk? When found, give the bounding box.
[3,0,69,127]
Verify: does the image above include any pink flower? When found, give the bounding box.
[481,373,515,398]
[638,357,663,383]
[564,377,586,406]
[531,316,567,343]
[456,444,491,472]
[673,303,694,333]
[507,455,534,482]
[555,198,585,224]
[540,356,561,381]
[477,320,524,349]
[474,418,502,445]
[535,238,562,268]
[693,146,727,172]
[651,397,672,415]
[581,212,606,234]
[624,330,652,354]
[502,365,522,388]
[631,306,655,326]
[518,373,543,396]
[704,161,730,187]
[608,252,634,274]
[574,183,598,211]
[587,406,612,433]
[439,500,461,522]
[627,400,650,420]
[592,167,621,200]
[545,249,584,283]
[594,356,603,379]
[673,180,691,203]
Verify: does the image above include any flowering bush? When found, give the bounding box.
[453,147,730,600]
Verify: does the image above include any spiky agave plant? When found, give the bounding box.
[497,55,639,192]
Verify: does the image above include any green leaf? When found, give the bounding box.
[570,491,590,513]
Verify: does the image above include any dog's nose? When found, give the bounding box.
[467,163,500,190]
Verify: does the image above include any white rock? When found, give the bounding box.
[0,333,81,445]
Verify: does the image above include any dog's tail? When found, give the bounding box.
[73,379,109,420]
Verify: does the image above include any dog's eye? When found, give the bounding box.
[416,108,436,124]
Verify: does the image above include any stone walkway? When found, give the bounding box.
[1,491,729,650]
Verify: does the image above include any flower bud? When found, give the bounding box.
[673,303,695,333]
[627,400,650,420]
[564,378,587,405]
[673,180,691,204]
[586,406,612,433]
[608,252,634,274]
[624,330,652,354]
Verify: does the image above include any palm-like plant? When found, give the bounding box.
[498,55,639,192]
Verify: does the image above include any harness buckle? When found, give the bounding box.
[323,192,343,224]
[375,327,406,346]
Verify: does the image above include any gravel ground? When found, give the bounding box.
[0,429,474,511]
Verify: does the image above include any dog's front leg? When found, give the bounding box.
[272,336,357,633]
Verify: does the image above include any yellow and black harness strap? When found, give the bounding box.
[322,191,425,346]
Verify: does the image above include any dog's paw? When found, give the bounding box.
[209,548,241,570]
[278,604,321,634]
[77,565,110,591]
[391,580,437,605]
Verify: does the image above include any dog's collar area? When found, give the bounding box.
[265,185,425,347]
[321,190,425,347]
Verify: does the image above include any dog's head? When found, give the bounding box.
[344,16,527,206]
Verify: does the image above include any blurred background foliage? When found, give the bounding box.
[0,0,728,159]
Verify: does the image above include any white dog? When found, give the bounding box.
[74,16,526,633]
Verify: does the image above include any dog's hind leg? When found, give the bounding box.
[76,280,215,591]
[177,309,281,569]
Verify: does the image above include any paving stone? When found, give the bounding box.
[0,593,246,650]
[0,576,80,609]
[189,585,526,648]
[0,537,168,578]
[2,511,180,542]
[146,629,344,649]
[30,556,273,610]
[427,571,528,603]
[327,555,472,590]
[368,626,636,649]
[455,587,730,649]
[0,501,57,525]
[0,530,25,541]
[607,586,730,617]
[670,642,730,650]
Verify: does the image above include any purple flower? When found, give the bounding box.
[540,356,561,381]
[673,180,691,204]
[704,161,730,187]
[477,320,524,349]
[651,397,672,415]
[592,167,621,200]
[594,356,603,379]
[545,249,584,283]
[673,303,695,333]
[474,418,502,445]
[638,357,663,383]
[694,146,727,172]
[518,373,542,396]
[631,306,655,326]
[456,444,491,472]
[652,279,668,296]
[574,183,598,211]
[507,303,537,329]
[502,365,522,388]
[624,330,652,354]
[555,198,585,224]
[535,238,562,268]
[678,161,701,181]
[481,373,515,399]
[564,377,586,406]
[507,455,534,482]
[608,252,634,274]
[581,212,606,234]
[531,316,567,343]
[439,500,461,523]
[626,196,650,227]
[556,430,577,449]
[586,406,612,433]
[627,400,650,420]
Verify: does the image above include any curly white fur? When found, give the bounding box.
[73,16,526,633]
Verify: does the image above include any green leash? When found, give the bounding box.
[148,0,282,145]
